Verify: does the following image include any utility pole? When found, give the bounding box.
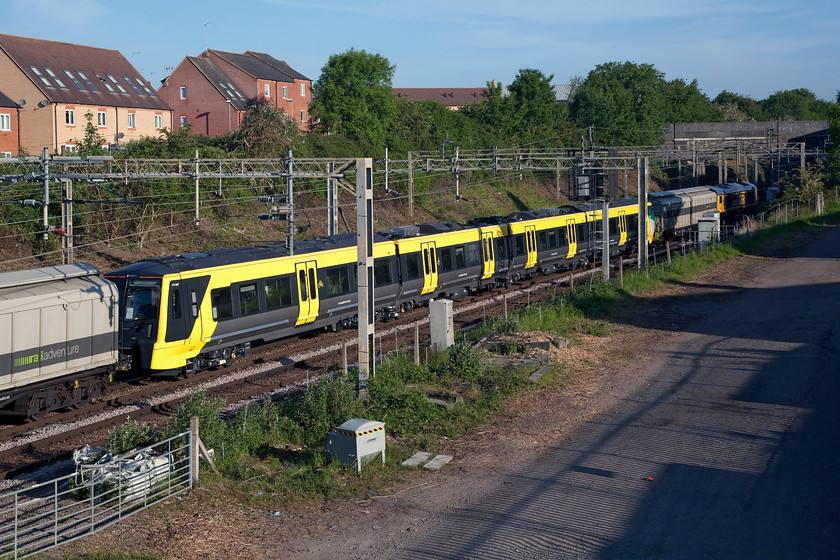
[637,156,649,269]
[60,178,73,264]
[41,148,50,240]
[601,197,610,281]
[408,151,414,218]
[328,161,338,236]
[286,149,294,255]
[356,158,374,397]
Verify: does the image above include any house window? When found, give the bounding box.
[264,84,270,97]
[123,76,144,95]
[64,70,85,90]
[282,86,287,98]
[30,66,53,87]
[45,68,67,88]
[127,113,136,129]
[180,86,187,99]
[97,111,106,127]
[0,114,10,132]
[77,71,98,91]
[63,144,77,154]
[65,109,75,126]
[180,115,187,128]
[154,115,162,129]
[1,152,11,158]
[300,110,306,123]
[107,74,128,93]
[300,83,305,96]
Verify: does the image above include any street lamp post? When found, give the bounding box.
[226,100,232,132]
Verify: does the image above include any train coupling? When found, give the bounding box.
[115,354,133,372]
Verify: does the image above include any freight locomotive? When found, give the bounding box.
[0,182,756,419]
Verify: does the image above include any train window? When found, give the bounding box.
[239,284,259,315]
[556,228,566,247]
[326,266,352,296]
[190,291,198,318]
[170,286,182,320]
[548,229,558,249]
[265,277,293,309]
[495,238,507,260]
[374,258,393,285]
[405,253,421,280]
[454,246,466,269]
[124,282,160,322]
[308,268,318,300]
[482,239,489,261]
[298,270,308,301]
[576,224,587,242]
[211,287,233,321]
[537,231,548,251]
[430,247,437,273]
[513,234,525,256]
[609,218,618,236]
[423,249,430,275]
[440,248,454,272]
[466,243,480,267]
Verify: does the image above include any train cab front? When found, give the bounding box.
[105,273,163,374]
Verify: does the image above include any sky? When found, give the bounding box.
[4,0,839,102]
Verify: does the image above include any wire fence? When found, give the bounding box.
[0,431,193,559]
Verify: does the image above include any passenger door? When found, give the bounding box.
[295,260,320,325]
[525,225,537,269]
[480,230,495,280]
[420,241,438,295]
[618,210,628,246]
[565,218,577,258]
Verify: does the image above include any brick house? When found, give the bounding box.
[0,34,172,155]
[159,49,311,135]
[0,90,21,157]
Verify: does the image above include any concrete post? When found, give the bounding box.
[357,158,374,396]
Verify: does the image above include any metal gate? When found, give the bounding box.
[0,430,193,559]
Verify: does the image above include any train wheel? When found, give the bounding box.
[27,395,50,420]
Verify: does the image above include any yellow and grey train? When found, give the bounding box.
[1,182,755,417]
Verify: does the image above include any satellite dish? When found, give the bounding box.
[37,99,49,108]
[17,99,26,106]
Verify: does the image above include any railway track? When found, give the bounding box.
[0,244,679,481]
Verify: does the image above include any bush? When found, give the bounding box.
[292,373,365,445]
[105,417,161,455]
[444,342,482,381]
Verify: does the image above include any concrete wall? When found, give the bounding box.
[664,121,829,148]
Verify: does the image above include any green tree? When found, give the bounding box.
[309,48,397,148]
[236,98,298,157]
[760,88,832,120]
[568,61,667,146]
[662,78,717,123]
[827,92,840,183]
[77,111,107,157]
[505,69,572,145]
[713,90,766,121]
[465,80,514,145]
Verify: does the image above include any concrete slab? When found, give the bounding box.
[528,366,552,383]
[423,454,453,471]
[402,452,432,468]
